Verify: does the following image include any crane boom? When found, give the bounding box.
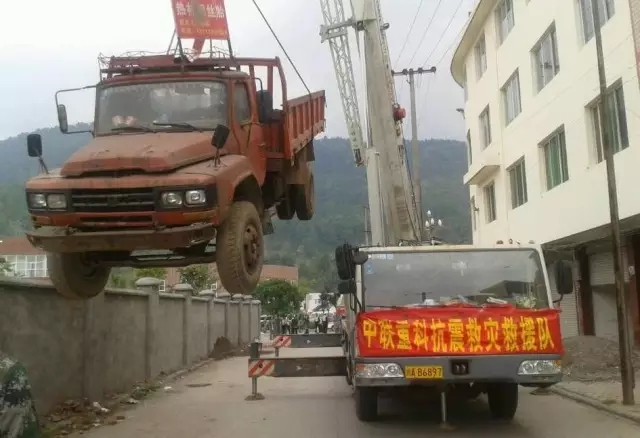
[321,0,421,245]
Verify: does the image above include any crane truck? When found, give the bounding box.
[23,48,325,299]
[321,0,575,424]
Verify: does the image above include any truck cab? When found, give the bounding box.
[24,54,325,299]
[335,242,574,422]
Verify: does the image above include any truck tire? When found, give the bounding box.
[354,387,378,422]
[275,188,295,220]
[216,201,264,295]
[47,252,110,300]
[294,173,314,221]
[487,383,518,420]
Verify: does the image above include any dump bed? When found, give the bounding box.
[284,91,326,159]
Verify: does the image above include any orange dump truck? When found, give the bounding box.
[334,242,574,423]
[23,54,325,299]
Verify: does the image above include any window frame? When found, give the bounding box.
[479,106,492,148]
[484,182,497,223]
[509,159,528,209]
[474,34,488,79]
[532,24,560,91]
[233,83,252,123]
[496,0,515,45]
[579,0,615,43]
[589,82,629,163]
[541,128,569,190]
[501,70,522,124]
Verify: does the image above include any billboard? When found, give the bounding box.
[171,0,230,40]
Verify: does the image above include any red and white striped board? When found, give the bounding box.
[248,359,275,377]
[265,335,292,348]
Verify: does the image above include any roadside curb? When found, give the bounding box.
[550,386,640,425]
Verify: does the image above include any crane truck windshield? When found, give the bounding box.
[361,249,549,310]
[95,81,228,135]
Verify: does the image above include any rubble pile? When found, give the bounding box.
[562,335,640,382]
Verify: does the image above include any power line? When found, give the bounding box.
[432,24,466,68]
[421,0,465,68]
[394,0,426,66]
[406,0,443,66]
[251,0,311,96]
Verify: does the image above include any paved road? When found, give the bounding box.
[80,347,640,438]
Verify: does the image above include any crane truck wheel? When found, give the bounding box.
[47,252,111,300]
[294,173,314,221]
[216,201,264,295]
[487,382,518,420]
[354,387,378,421]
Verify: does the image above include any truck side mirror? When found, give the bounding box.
[57,104,69,134]
[554,260,574,295]
[338,279,356,295]
[211,124,230,149]
[256,90,273,123]
[26,134,43,158]
[336,244,354,280]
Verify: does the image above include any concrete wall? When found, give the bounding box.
[0,277,261,414]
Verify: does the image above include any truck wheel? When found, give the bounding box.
[47,252,110,300]
[354,387,378,422]
[294,173,314,221]
[275,188,295,220]
[216,201,264,295]
[487,383,518,420]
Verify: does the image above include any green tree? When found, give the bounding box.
[135,267,167,280]
[254,279,304,317]
[179,264,216,292]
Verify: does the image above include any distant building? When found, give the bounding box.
[0,236,48,279]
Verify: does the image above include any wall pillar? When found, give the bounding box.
[173,283,193,365]
[82,292,106,401]
[135,277,163,381]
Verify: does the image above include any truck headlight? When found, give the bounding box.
[46,194,67,209]
[28,193,47,209]
[185,189,206,205]
[355,363,404,379]
[517,360,562,375]
[161,192,183,207]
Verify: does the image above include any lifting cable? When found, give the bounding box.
[251,0,312,97]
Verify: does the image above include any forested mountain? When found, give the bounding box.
[0,126,470,289]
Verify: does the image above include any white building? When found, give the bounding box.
[451,0,640,344]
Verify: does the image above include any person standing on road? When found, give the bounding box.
[0,353,42,438]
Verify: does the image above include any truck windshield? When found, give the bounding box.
[95,81,227,135]
[361,249,549,310]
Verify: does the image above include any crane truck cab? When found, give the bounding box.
[23,54,325,299]
[335,242,573,422]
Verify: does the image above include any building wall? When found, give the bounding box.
[0,278,261,414]
[453,0,640,246]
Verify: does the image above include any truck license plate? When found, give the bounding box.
[405,366,443,379]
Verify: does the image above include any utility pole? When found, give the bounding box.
[392,66,436,240]
[591,0,635,405]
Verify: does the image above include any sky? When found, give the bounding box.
[0,0,476,142]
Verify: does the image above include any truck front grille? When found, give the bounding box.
[71,188,155,213]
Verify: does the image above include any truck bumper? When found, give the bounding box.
[26,223,216,253]
[354,354,562,387]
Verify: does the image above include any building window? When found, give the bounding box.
[479,106,492,148]
[463,72,468,102]
[579,0,615,43]
[509,159,528,208]
[589,83,629,163]
[474,34,487,79]
[484,183,497,223]
[542,129,569,190]
[496,0,515,44]
[1,254,48,278]
[466,130,472,166]
[502,71,521,124]
[533,25,560,91]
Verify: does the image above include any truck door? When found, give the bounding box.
[233,82,266,184]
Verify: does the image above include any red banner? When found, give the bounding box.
[171,0,230,40]
[356,306,563,357]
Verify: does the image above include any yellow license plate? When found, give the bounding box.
[405,366,444,379]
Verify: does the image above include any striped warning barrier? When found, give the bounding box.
[248,359,275,378]
[264,335,292,348]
